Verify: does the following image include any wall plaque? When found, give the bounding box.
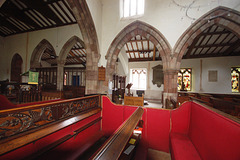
[152,64,163,87]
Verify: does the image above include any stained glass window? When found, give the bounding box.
[231,67,240,93]
[177,68,192,91]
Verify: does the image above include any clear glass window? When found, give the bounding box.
[120,0,145,19]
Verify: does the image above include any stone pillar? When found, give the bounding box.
[162,69,178,108]
[57,60,65,91]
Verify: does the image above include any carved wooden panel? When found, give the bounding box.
[0,95,100,140]
[152,65,164,87]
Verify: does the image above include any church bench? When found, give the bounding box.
[170,101,240,160]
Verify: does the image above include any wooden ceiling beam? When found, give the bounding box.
[201,30,230,36]
[69,51,84,64]
[67,56,86,59]
[0,16,21,32]
[221,39,240,56]
[147,40,150,58]
[20,0,63,25]
[125,43,132,59]
[130,41,136,58]
[153,45,156,61]
[197,26,214,55]
[1,1,39,28]
[185,52,240,59]
[195,43,231,48]
[71,48,85,51]
[141,36,145,58]
[135,37,140,58]
[205,28,224,55]
[126,49,153,53]
[128,39,148,43]
[185,35,200,58]
[129,57,161,62]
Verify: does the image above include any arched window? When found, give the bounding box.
[120,0,144,19]
[11,54,23,83]
[177,68,192,91]
[129,68,147,90]
[231,67,240,93]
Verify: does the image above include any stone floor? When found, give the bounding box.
[144,99,163,108]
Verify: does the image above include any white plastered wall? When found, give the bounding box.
[99,0,240,67]
[181,56,240,94]
[0,24,82,81]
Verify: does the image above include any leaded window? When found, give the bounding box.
[231,67,240,93]
[177,68,192,91]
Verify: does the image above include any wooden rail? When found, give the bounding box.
[0,95,101,140]
[92,107,144,160]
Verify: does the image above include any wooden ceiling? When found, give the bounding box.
[0,0,86,66]
[124,25,240,62]
[41,42,86,67]
[0,0,77,37]
[124,35,160,62]
[182,25,240,59]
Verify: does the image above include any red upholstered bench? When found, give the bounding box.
[170,101,240,160]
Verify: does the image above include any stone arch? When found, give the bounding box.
[57,36,84,91]
[105,21,174,105]
[11,53,23,83]
[58,36,84,63]
[30,39,56,69]
[67,0,100,94]
[173,6,240,69]
[105,20,172,80]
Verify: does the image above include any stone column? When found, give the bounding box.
[57,60,65,91]
[162,69,178,108]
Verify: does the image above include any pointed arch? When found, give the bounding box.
[11,53,23,82]
[67,0,100,94]
[105,20,172,78]
[30,39,56,69]
[173,6,240,68]
[58,36,84,63]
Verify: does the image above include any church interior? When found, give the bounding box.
[0,0,240,159]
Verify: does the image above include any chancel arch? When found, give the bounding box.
[105,20,173,105]
[11,53,23,83]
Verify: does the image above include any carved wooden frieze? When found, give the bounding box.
[0,95,100,139]
[152,64,164,87]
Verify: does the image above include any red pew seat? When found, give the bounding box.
[170,101,240,160]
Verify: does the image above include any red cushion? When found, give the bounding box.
[189,102,240,160]
[145,108,170,153]
[170,133,201,160]
[102,96,124,136]
[0,94,16,110]
[171,102,191,135]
